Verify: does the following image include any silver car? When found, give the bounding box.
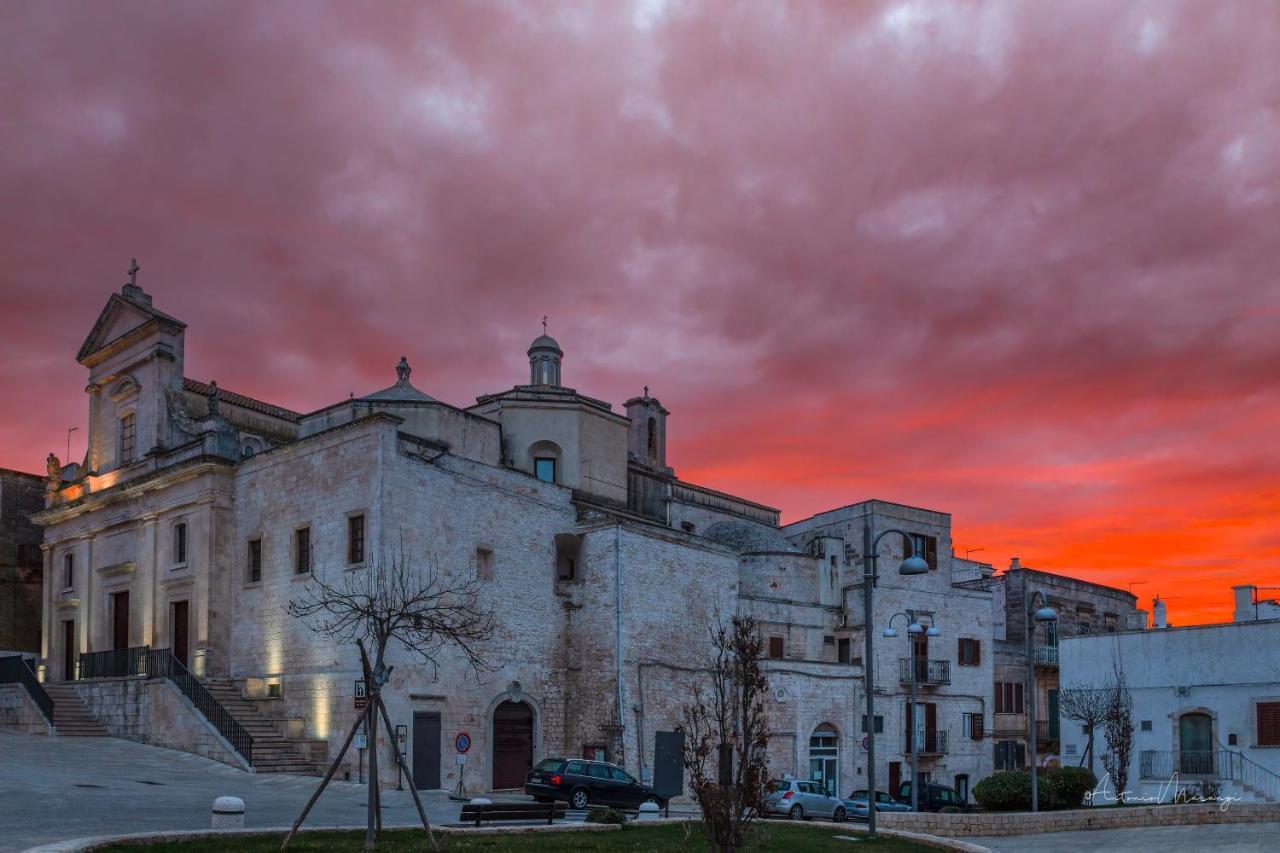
[765,779,848,822]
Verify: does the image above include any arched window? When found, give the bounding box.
[809,723,839,797]
[647,416,657,455]
[528,440,563,485]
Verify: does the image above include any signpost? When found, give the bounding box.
[451,732,472,800]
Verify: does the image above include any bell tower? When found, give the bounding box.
[625,387,670,473]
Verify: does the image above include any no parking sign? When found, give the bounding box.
[455,732,472,754]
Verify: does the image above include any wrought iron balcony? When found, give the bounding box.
[907,730,949,756]
[898,658,951,686]
[1034,719,1060,743]
[1034,645,1059,667]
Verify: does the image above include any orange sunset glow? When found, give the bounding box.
[3,1,1278,627]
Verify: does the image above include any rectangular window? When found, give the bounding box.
[1258,702,1280,746]
[476,547,494,581]
[958,638,981,666]
[173,522,187,566]
[823,635,835,646]
[768,636,784,659]
[909,533,939,570]
[119,413,136,464]
[348,515,365,565]
[1140,719,1153,732]
[248,538,262,583]
[964,712,984,740]
[838,637,851,664]
[995,682,1024,715]
[295,527,311,574]
[63,553,74,589]
[534,457,557,483]
[861,714,885,734]
[995,740,1026,771]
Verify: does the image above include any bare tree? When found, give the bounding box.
[282,546,496,851]
[1059,680,1109,777]
[1101,662,1135,804]
[682,616,771,853]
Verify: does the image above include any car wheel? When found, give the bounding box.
[570,788,590,810]
[833,806,847,823]
[788,804,803,820]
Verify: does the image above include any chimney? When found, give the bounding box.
[1233,585,1257,623]
[1153,596,1167,629]
[1009,556,1022,571]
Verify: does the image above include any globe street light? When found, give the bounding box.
[862,524,929,838]
[884,611,939,813]
[1026,590,1058,813]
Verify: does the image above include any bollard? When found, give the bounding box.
[469,797,492,828]
[211,796,245,829]
[637,801,660,822]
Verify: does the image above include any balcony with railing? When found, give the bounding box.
[1140,749,1220,778]
[1034,719,1060,744]
[1034,645,1059,667]
[898,658,951,686]
[907,730,949,756]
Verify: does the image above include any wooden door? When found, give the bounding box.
[888,761,902,799]
[172,601,190,667]
[63,619,75,680]
[493,701,534,789]
[112,591,130,650]
[412,712,441,790]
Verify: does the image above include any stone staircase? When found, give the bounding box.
[42,683,109,736]
[202,680,321,775]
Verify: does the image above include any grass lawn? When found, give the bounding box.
[98,821,935,852]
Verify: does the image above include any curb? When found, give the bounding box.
[21,821,620,852]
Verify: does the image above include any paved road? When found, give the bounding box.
[0,731,467,852]
[971,821,1280,852]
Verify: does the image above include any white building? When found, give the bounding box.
[1059,605,1280,804]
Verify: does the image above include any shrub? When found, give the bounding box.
[974,771,1032,811]
[1044,766,1096,809]
[940,805,963,814]
[585,807,627,825]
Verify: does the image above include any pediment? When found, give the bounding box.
[77,292,186,364]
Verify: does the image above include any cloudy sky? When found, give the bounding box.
[3,0,1277,624]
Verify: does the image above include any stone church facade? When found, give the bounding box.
[33,279,995,796]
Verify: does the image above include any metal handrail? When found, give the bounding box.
[151,649,253,764]
[907,730,949,755]
[0,655,53,724]
[1034,645,1059,666]
[77,645,161,679]
[1139,749,1220,778]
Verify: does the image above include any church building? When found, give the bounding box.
[31,275,994,797]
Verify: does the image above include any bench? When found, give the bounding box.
[459,800,568,827]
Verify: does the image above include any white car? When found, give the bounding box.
[764,779,848,822]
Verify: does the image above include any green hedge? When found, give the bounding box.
[973,767,1096,811]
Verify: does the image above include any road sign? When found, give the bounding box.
[455,732,472,754]
[456,754,468,765]
[354,680,367,710]
[861,735,870,752]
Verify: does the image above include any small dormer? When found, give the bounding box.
[625,389,670,473]
[76,263,186,474]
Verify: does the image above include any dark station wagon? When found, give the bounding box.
[524,758,666,810]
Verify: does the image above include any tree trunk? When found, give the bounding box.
[366,702,379,850]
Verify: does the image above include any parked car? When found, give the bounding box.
[896,781,971,812]
[523,758,666,810]
[765,779,848,822]
[844,789,912,820]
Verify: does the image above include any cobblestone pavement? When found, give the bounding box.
[971,821,1280,852]
[0,731,465,852]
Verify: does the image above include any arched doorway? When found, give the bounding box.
[1179,713,1213,774]
[493,701,534,789]
[809,723,839,797]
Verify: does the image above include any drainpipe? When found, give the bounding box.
[615,523,625,764]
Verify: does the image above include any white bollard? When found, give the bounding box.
[637,801,660,822]
[470,797,493,805]
[211,796,245,829]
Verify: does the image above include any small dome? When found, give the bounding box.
[528,334,562,354]
[704,520,804,555]
[360,356,436,403]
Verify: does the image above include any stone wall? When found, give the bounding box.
[878,801,1280,836]
[0,468,44,652]
[70,677,247,769]
[0,683,51,734]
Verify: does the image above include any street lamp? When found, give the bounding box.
[884,612,939,813]
[862,524,929,838]
[1026,590,1057,813]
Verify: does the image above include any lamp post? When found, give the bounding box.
[884,612,940,813]
[1025,590,1057,813]
[862,523,930,838]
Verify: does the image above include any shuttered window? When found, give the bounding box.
[768,636,784,659]
[1259,702,1280,746]
[959,638,981,666]
[995,682,1024,714]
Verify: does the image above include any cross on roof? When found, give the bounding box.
[126,258,140,286]
[542,315,548,334]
